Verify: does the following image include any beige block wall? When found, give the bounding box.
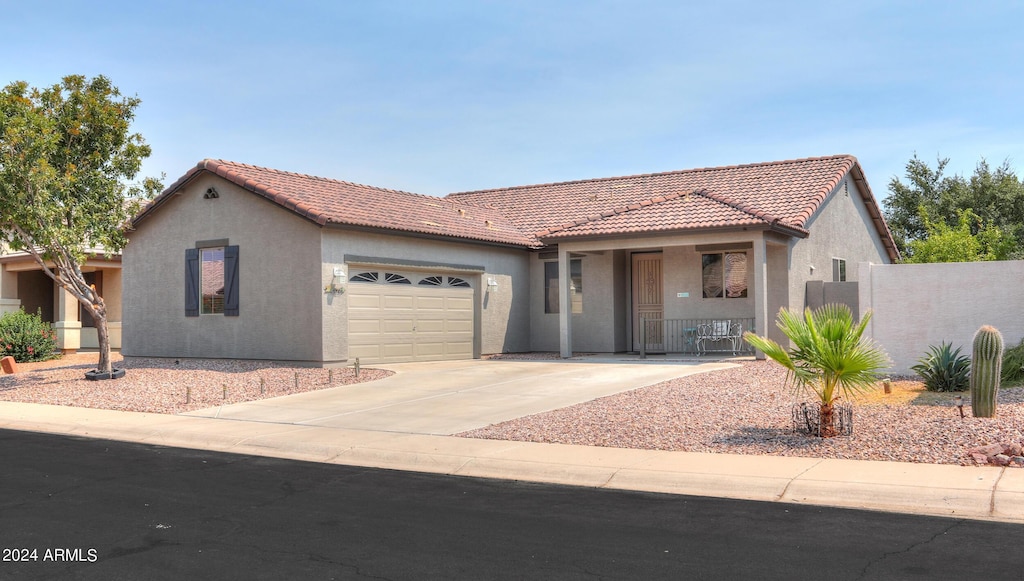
[123,175,324,361]
[860,260,1024,375]
[320,228,532,359]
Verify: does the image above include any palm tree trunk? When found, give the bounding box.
[819,402,836,438]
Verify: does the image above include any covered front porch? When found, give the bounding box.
[540,230,793,359]
[0,253,123,353]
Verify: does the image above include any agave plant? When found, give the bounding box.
[910,342,970,392]
[743,304,890,437]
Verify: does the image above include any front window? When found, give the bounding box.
[201,248,225,314]
[544,259,583,314]
[702,252,748,299]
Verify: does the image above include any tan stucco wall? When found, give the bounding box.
[860,260,1024,375]
[662,245,755,321]
[788,177,891,313]
[123,175,324,361]
[80,266,123,350]
[1,264,17,301]
[530,251,625,352]
[320,228,532,359]
[102,267,123,321]
[765,242,790,345]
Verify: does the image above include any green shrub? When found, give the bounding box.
[0,309,59,363]
[1002,337,1024,384]
[911,342,970,392]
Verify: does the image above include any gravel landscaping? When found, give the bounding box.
[0,353,392,414]
[4,353,1024,466]
[462,358,1024,466]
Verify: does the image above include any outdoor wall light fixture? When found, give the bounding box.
[325,268,346,295]
[486,277,499,291]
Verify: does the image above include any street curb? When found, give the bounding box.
[2,401,1021,524]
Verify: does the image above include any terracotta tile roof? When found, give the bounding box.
[134,160,537,248]
[536,189,807,238]
[447,154,899,260]
[136,155,899,260]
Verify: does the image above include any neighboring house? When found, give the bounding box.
[0,243,123,353]
[122,155,898,365]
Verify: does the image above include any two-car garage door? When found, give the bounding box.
[347,269,475,363]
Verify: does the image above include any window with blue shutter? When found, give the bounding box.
[185,248,200,317]
[224,245,239,316]
[187,245,239,316]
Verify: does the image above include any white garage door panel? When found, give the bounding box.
[349,319,380,334]
[383,295,415,309]
[446,320,473,333]
[349,294,381,309]
[416,296,445,310]
[416,319,445,333]
[382,319,414,333]
[349,344,380,359]
[445,341,472,354]
[416,342,445,357]
[348,272,475,364]
[447,297,474,310]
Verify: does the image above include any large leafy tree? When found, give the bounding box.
[884,155,1024,260]
[0,75,161,375]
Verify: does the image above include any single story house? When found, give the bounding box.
[0,246,123,353]
[122,154,899,364]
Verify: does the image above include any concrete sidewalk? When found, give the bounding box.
[2,399,1022,524]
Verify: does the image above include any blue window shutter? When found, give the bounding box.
[224,245,240,316]
[185,248,200,317]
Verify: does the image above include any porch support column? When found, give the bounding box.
[558,247,573,358]
[752,237,768,360]
[54,286,81,355]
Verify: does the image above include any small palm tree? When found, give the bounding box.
[743,304,890,437]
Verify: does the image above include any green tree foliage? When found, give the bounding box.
[0,75,162,373]
[884,155,1024,261]
[904,208,1015,263]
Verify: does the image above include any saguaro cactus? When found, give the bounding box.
[970,325,1004,418]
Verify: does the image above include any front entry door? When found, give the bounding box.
[632,253,663,351]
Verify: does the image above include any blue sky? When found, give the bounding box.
[4,1,1023,201]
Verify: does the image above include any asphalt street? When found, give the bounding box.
[2,429,1022,580]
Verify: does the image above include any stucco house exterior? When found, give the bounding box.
[0,245,123,353]
[122,154,898,365]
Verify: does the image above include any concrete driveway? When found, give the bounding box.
[183,357,738,435]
